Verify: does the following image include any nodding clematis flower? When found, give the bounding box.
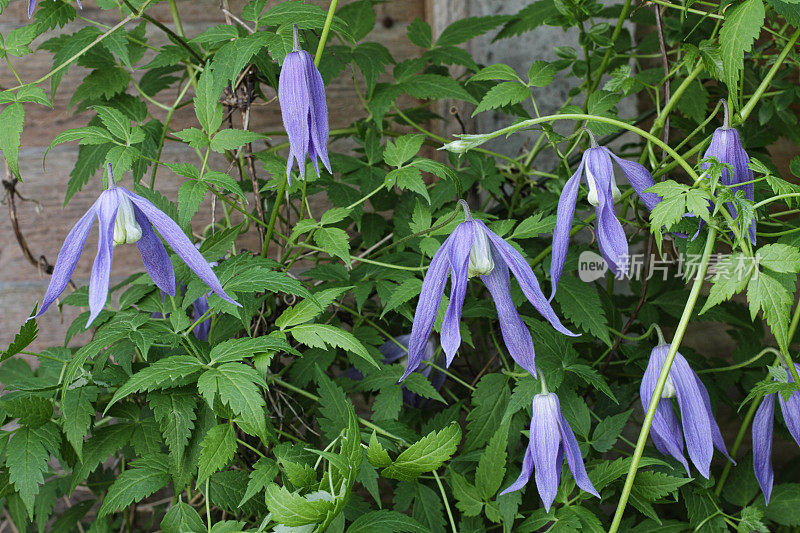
[698,100,756,244]
[550,131,659,299]
[278,24,331,184]
[640,344,731,478]
[28,0,81,18]
[500,379,599,511]
[401,200,575,382]
[36,164,238,328]
[752,363,800,504]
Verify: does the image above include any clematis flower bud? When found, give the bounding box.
[467,223,494,277]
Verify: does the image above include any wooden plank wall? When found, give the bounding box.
[0,0,425,349]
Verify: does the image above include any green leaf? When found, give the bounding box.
[528,60,556,87]
[435,15,510,46]
[512,213,557,239]
[202,171,246,200]
[291,324,378,368]
[472,82,530,116]
[197,424,237,483]
[94,105,132,143]
[106,356,205,411]
[719,0,765,104]
[367,431,392,468]
[476,423,509,499]
[632,470,693,501]
[337,0,377,41]
[406,18,432,48]
[314,226,352,265]
[194,67,223,134]
[765,484,800,526]
[61,386,98,458]
[384,134,426,167]
[1,307,38,362]
[591,410,632,452]
[173,127,209,149]
[401,74,478,104]
[276,286,351,329]
[469,64,519,83]
[210,129,267,153]
[98,454,171,517]
[385,166,430,203]
[758,243,800,273]
[700,253,754,314]
[382,423,461,481]
[161,501,206,533]
[7,423,59,517]
[450,472,484,516]
[2,25,37,56]
[149,389,197,461]
[240,457,278,505]
[747,269,794,352]
[352,42,394,95]
[2,395,52,427]
[0,103,24,178]
[465,373,510,451]
[739,506,769,533]
[178,180,206,227]
[346,510,427,533]
[210,333,296,364]
[264,484,333,527]
[554,276,611,346]
[197,363,267,440]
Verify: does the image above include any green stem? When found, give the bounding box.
[433,470,458,533]
[737,28,800,123]
[262,173,288,258]
[608,227,717,533]
[588,0,634,93]
[314,0,339,66]
[696,347,779,374]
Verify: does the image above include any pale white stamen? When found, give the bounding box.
[586,167,621,206]
[661,375,677,399]
[468,226,494,277]
[113,195,142,246]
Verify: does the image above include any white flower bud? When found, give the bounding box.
[468,225,494,277]
[586,168,600,206]
[113,195,142,246]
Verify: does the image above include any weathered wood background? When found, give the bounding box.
[0,0,429,349]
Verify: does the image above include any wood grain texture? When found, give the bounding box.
[0,0,424,349]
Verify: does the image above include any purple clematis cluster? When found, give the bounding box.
[401,200,575,382]
[36,165,238,327]
[550,131,659,298]
[640,344,731,477]
[278,24,331,184]
[500,379,599,510]
[753,363,800,503]
[28,0,81,18]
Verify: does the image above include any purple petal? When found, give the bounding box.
[641,345,690,474]
[554,394,599,498]
[477,220,576,338]
[693,373,732,460]
[500,447,534,496]
[777,388,800,448]
[603,147,661,212]
[28,0,36,18]
[401,235,453,382]
[304,51,331,175]
[587,149,628,278]
[132,205,175,296]
[279,51,312,182]
[753,394,775,504]
[440,222,473,366]
[549,157,584,300]
[530,394,562,511]
[36,199,99,317]
[120,187,238,307]
[193,294,211,342]
[87,190,121,326]
[381,334,413,364]
[481,252,537,376]
[670,351,713,478]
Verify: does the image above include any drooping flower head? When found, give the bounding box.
[28,0,81,18]
[550,131,659,299]
[752,363,800,504]
[36,164,238,327]
[401,200,575,382]
[700,100,756,244]
[278,24,331,184]
[501,378,599,511]
[640,344,731,477]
